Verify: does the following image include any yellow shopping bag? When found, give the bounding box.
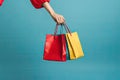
[66,32,84,60]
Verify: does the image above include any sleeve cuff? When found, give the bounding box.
[30,0,50,9]
[0,0,4,6]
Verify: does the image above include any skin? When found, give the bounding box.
[43,2,65,24]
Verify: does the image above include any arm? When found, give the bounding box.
[43,2,65,24]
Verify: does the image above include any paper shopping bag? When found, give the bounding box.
[43,25,66,61]
[66,32,84,60]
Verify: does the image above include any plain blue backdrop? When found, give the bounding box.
[0,0,120,80]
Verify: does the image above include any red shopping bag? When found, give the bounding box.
[0,0,4,6]
[43,24,66,61]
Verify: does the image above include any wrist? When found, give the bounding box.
[50,11,56,17]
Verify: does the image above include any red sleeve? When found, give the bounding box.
[30,0,50,9]
[0,0,4,6]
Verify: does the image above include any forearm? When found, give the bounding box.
[42,2,55,16]
[42,2,65,24]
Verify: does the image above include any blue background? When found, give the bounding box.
[0,0,120,80]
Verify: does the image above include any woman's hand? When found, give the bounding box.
[50,12,65,24]
[43,2,65,24]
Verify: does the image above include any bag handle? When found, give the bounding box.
[54,23,72,35]
[63,23,71,34]
[54,24,59,35]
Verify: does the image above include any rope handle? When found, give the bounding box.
[54,23,72,35]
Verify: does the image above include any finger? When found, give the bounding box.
[56,18,61,24]
[61,16,65,21]
[57,17,62,24]
[58,17,64,24]
[56,15,65,24]
[60,18,65,24]
[60,16,65,24]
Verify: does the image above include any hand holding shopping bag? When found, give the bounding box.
[43,24,66,61]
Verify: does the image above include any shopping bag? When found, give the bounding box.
[0,0,4,6]
[64,24,84,60]
[43,24,66,61]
